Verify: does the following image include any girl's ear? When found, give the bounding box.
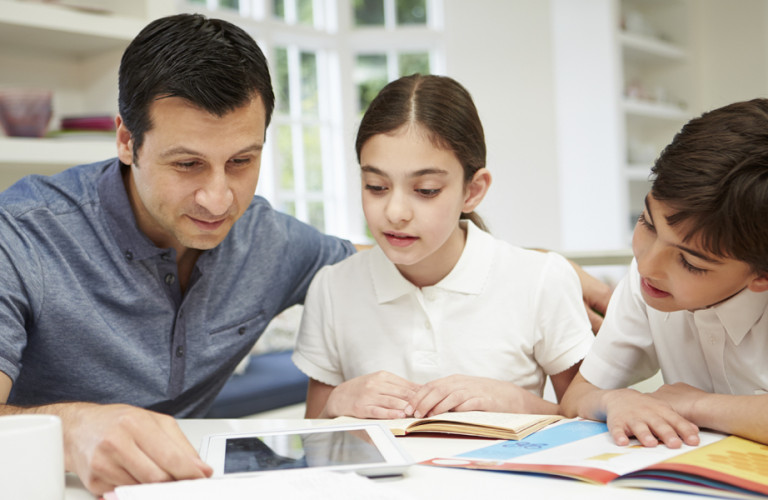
[463,168,492,213]
[748,274,768,293]
[115,115,135,166]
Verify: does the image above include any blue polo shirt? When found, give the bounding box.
[0,159,354,416]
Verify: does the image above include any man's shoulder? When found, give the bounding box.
[0,159,113,218]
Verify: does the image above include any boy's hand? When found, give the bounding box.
[408,375,557,418]
[603,388,700,449]
[325,371,420,419]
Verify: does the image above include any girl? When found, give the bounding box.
[292,74,594,419]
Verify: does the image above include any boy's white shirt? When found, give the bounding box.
[292,221,594,396]
[581,259,768,395]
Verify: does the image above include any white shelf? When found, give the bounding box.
[620,31,686,63]
[0,0,145,56]
[623,98,689,120]
[626,164,653,181]
[0,137,116,166]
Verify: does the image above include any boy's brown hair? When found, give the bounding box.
[652,98,768,274]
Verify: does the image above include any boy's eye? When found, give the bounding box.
[638,213,655,232]
[416,188,441,197]
[679,254,708,275]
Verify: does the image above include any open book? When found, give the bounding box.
[423,420,768,499]
[335,411,563,440]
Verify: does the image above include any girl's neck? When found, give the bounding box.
[396,222,467,288]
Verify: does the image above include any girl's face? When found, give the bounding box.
[632,193,768,312]
[359,125,488,287]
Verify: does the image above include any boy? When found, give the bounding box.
[561,98,768,449]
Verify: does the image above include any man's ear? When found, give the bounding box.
[462,168,492,213]
[115,115,134,166]
[748,274,768,293]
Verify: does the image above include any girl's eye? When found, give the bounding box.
[638,213,655,232]
[679,254,707,275]
[416,188,441,197]
[365,184,387,193]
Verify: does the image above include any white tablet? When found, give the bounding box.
[200,423,412,478]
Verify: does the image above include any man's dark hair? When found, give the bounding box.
[118,13,275,159]
[652,98,768,273]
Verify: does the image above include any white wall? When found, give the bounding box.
[442,0,563,249]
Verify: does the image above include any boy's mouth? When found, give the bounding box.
[641,278,671,299]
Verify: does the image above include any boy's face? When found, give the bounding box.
[117,96,265,257]
[633,193,767,312]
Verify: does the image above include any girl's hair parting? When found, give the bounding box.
[355,74,488,231]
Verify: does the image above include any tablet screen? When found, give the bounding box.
[223,429,385,473]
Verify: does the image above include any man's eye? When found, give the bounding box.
[175,160,200,169]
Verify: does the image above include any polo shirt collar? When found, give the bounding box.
[707,287,768,346]
[98,159,173,262]
[369,220,493,303]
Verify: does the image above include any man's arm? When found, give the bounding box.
[561,372,700,448]
[0,372,211,496]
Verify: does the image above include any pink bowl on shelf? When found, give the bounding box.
[0,89,53,138]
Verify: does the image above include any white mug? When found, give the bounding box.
[0,414,64,500]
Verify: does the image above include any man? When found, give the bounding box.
[0,14,354,495]
[0,13,612,496]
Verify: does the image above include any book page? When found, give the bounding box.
[425,420,726,484]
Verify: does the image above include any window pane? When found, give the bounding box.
[308,201,325,232]
[298,0,314,25]
[188,0,205,5]
[398,52,430,76]
[354,0,385,26]
[274,48,290,114]
[300,52,319,116]
[219,0,239,10]
[303,126,323,191]
[281,200,296,217]
[273,0,285,19]
[396,0,427,25]
[355,54,388,112]
[276,125,295,190]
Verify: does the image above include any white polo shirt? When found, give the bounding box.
[581,259,768,395]
[292,221,594,397]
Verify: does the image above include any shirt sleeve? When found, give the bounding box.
[0,209,43,382]
[532,252,595,376]
[579,259,660,389]
[292,265,345,386]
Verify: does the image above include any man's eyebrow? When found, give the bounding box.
[360,165,449,177]
[160,143,263,159]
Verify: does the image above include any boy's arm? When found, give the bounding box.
[561,372,700,448]
[651,383,768,445]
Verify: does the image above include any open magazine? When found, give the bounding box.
[423,420,768,499]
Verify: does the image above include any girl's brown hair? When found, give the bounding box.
[355,74,488,231]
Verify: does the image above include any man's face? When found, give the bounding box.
[118,96,266,255]
[632,193,765,312]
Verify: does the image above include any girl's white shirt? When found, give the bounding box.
[292,221,594,396]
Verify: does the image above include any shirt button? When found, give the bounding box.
[238,327,246,336]
[161,253,172,261]
[175,346,184,357]
[424,321,431,329]
[165,273,176,285]
[125,250,133,261]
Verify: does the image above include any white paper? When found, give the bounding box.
[108,469,414,500]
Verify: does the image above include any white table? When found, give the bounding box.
[64,418,697,499]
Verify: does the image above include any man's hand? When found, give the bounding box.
[62,403,212,496]
[408,375,557,418]
[323,371,421,419]
[570,262,613,333]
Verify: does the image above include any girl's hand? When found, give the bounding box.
[408,375,558,418]
[602,388,700,448]
[323,371,421,419]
